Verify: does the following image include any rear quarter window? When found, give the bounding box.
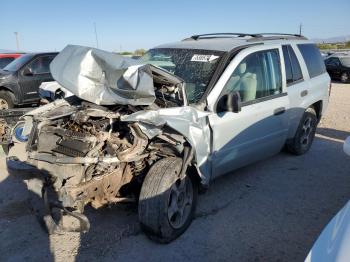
[297,44,326,78]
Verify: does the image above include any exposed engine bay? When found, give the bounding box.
[4,45,212,235]
[17,72,196,233]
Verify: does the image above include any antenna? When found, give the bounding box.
[299,23,302,36]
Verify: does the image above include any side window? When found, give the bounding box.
[0,57,15,69]
[222,49,282,103]
[28,55,55,74]
[333,58,341,66]
[326,58,338,66]
[282,46,293,84]
[325,58,332,65]
[282,45,303,86]
[297,44,326,78]
[288,46,303,82]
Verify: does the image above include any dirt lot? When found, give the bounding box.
[0,82,349,262]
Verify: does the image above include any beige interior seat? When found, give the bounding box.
[225,62,257,102]
[240,69,257,102]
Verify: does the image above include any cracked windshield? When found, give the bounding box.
[142,48,224,103]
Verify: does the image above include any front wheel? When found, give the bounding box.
[138,157,197,243]
[340,72,349,83]
[0,90,15,109]
[287,107,317,155]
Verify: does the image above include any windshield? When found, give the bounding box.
[142,48,224,103]
[340,57,350,67]
[3,54,34,72]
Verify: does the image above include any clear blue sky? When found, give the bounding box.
[1,0,349,52]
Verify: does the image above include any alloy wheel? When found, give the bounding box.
[300,117,313,146]
[167,176,193,229]
[341,72,349,83]
[0,98,9,110]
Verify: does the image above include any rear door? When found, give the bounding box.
[281,44,310,138]
[19,55,56,102]
[207,46,289,179]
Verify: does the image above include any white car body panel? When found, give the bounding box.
[306,201,350,262]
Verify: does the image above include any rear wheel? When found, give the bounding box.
[138,157,197,243]
[0,90,15,109]
[340,72,349,83]
[287,107,317,155]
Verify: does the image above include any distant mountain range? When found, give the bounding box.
[312,35,350,43]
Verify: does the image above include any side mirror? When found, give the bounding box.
[216,91,241,113]
[23,67,33,76]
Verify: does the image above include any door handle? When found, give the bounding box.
[300,90,308,97]
[274,107,286,115]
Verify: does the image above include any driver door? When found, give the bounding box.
[207,47,289,179]
[19,55,56,103]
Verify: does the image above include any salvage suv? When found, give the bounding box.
[6,33,330,243]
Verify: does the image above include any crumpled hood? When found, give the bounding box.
[23,45,212,184]
[50,45,183,106]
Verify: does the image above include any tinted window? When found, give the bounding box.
[222,49,282,103]
[0,57,15,69]
[326,57,340,66]
[2,54,34,72]
[282,46,293,84]
[297,44,326,78]
[28,55,55,74]
[288,46,303,82]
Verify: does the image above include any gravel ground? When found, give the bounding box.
[0,82,349,262]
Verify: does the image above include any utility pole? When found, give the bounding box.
[299,23,302,36]
[94,22,99,48]
[14,32,19,51]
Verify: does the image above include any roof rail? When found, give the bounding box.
[248,33,308,41]
[183,32,307,41]
[185,33,263,41]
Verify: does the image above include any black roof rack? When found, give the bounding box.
[248,33,307,41]
[186,33,263,40]
[183,33,307,41]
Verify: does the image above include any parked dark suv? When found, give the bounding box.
[0,52,58,109]
[325,55,350,83]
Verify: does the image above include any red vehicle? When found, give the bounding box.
[0,53,23,69]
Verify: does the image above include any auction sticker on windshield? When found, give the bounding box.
[191,54,219,62]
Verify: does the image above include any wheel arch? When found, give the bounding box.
[310,100,323,122]
[0,86,18,104]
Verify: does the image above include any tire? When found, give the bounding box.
[0,90,15,109]
[340,72,349,83]
[287,107,317,155]
[138,157,198,243]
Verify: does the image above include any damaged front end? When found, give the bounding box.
[10,45,210,234]
[22,100,187,233]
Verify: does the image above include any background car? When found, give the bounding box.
[0,52,58,109]
[305,137,350,262]
[325,55,350,83]
[0,52,24,69]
